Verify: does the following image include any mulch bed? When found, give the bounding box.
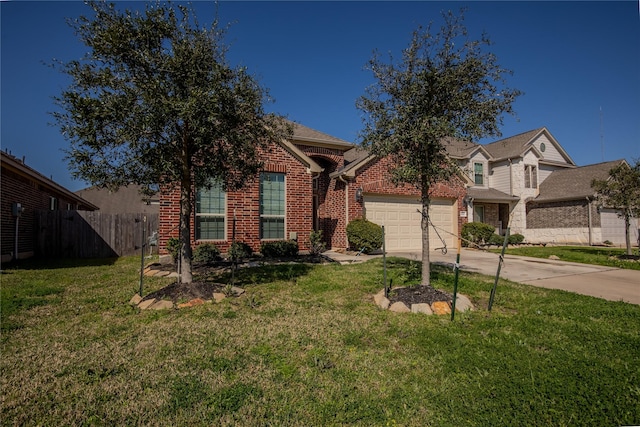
[388,285,453,307]
[142,254,332,303]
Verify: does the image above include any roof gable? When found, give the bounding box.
[534,159,625,202]
[484,128,575,166]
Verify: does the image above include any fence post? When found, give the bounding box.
[488,228,510,311]
[139,216,146,296]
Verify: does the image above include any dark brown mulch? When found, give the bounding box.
[388,285,452,307]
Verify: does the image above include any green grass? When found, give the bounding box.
[498,245,640,270]
[1,256,639,426]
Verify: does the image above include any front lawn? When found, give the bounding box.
[499,245,640,270]
[1,256,639,426]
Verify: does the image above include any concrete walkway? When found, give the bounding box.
[324,249,640,304]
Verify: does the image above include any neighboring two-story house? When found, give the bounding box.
[448,127,637,246]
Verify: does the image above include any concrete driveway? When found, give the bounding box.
[385,248,640,305]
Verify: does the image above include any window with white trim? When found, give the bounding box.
[474,162,484,185]
[524,165,538,189]
[260,172,285,239]
[196,181,226,240]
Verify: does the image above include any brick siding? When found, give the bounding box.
[526,200,601,229]
[158,142,314,255]
[1,167,90,260]
[159,142,468,254]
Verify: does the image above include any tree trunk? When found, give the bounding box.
[179,179,193,283]
[421,187,431,287]
[179,131,193,284]
[624,209,632,256]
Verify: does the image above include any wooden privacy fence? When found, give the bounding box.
[36,211,158,258]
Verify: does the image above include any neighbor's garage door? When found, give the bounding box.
[363,195,456,252]
[601,208,639,245]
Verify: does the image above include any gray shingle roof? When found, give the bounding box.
[441,136,483,159]
[483,128,543,160]
[290,121,353,148]
[533,160,625,202]
[75,184,159,214]
[468,187,519,202]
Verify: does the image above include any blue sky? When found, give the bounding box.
[2,1,639,191]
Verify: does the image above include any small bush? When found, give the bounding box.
[166,237,181,262]
[346,218,383,254]
[461,222,495,247]
[193,243,221,264]
[309,230,326,255]
[508,233,525,245]
[488,233,505,246]
[261,240,299,258]
[228,241,253,261]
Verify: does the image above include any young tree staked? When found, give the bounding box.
[357,9,521,287]
[53,1,290,283]
[592,160,640,256]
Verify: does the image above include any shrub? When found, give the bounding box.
[309,230,326,255]
[193,243,221,264]
[488,233,505,246]
[261,240,299,258]
[461,222,496,247]
[346,218,383,254]
[228,241,253,261]
[508,233,525,245]
[166,237,181,263]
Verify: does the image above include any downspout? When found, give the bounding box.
[14,216,19,261]
[338,175,349,248]
[587,197,593,246]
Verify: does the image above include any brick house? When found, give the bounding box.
[1,151,98,262]
[158,122,470,255]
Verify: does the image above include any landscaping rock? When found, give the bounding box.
[138,298,157,310]
[455,294,474,312]
[389,302,410,313]
[411,303,433,315]
[548,255,560,260]
[129,294,142,306]
[374,290,390,309]
[213,293,226,303]
[177,298,206,309]
[149,300,174,310]
[231,286,245,296]
[431,301,451,315]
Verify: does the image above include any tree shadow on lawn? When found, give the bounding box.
[142,260,316,303]
[564,246,639,261]
[203,262,315,287]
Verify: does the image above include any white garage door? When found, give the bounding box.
[601,209,639,245]
[363,195,456,252]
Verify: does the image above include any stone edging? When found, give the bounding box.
[128,286,245,310]
[373,288,474,315]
